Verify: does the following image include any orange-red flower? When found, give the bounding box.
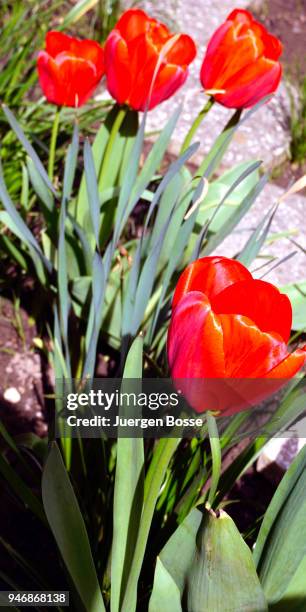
[37,32,104,107]
[104,9,196,111]
[168,257,306,415]
[200,9,282,109]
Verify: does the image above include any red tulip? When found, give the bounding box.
[104,9,196,111]
[200,9,282,109]
[168,257,306,415]
[37,32,104,107]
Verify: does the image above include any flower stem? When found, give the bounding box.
[48,106,61,182]
[180,97,214,154]
[98,105,127,189]
[206,410,221,507]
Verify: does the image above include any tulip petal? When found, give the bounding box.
[216,57,282,108]
[71,40,104,73]
[251,22,283,60]
[172,256,252,309]
[166,34,197,65]
[264,346,306,378]
[37,51,99,107]
[227,9,254,24]
[168,292,225,378]
[200,22,231,89]
[37,51,58,104]
[115,8,151,42]
[145,64,188,111]
[219,314,289,377]
[126,35,191,110]
[211,278,292,342]
[227,8,282,60]
[125,33,159,109]
[202,26,264,91]
[105,31,131,105]
[46,31,73,57]
[46,31,104,73]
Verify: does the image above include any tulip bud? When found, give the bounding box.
[200,9,282,109]
[37,32,104,107]
[186,505,268,611]
[168,257,306,415]
[104,9,196,111]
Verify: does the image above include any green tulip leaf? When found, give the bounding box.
[111,336,144,612]
[269,554,306,611]
[186,506,267,612]
[149,558,182,612]
[198,160,260,232]
[42,442,105,612]
[254,445,306,604]
[159,508,202,594]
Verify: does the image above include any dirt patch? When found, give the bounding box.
[253,0,306,180]
[271,158,306,188]
[0,298,47,437]
[253,0,306,79]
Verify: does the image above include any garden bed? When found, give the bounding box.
[0,1,305,611]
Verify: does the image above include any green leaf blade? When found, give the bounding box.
[42,442,105,612]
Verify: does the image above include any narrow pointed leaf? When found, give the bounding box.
[254,446,306,604]
[84,138,100,247]
[2,105,58,196]
[159,508,202,593]
[149,558,182,612]
[0,162,52,272]
[27,156,54,211]
[63,122,79,202]
[202,173,268,256]
[238,205,276,267]
[269,555,306,611]
[42,442,105,612]
[111,336,144,612]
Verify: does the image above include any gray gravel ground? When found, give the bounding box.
[140,0,306,285]
[214,184,306,287]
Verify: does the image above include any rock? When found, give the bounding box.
[0,298,46,435]
[3,387,21,404]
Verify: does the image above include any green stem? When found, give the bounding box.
[121,437,180,612]
[180,97,214,154]
[48,106,61,181]
[98,105,127,189]
[206,411,221,507]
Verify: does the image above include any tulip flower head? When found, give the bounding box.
[37,31,105,107]
[200,9,283,109]
[168,257,306,415]
[104,9,196,111]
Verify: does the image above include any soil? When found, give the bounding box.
[272,159,306,189]
[0,298,48,437]
[254,0,306,184]
[254,0,306,80]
